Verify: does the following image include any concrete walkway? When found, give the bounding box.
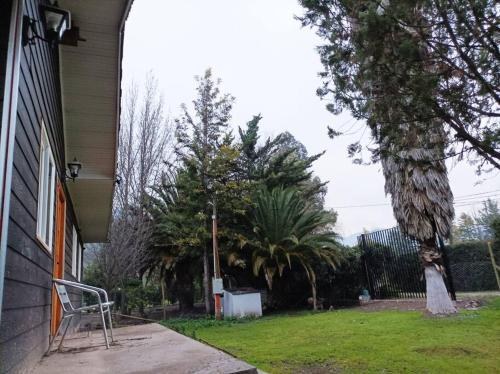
[33,323,257,374]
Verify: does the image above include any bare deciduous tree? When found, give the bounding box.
[90,74,173,304]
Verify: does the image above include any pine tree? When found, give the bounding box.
[175,68,235,313]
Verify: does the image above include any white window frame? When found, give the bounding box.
[36,122,56,251]
[71,226,78,277]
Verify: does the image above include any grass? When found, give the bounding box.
[161,298,500,373]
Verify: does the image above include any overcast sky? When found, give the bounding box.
[122,0,499,238]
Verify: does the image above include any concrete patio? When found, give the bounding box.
[33,323,257,374]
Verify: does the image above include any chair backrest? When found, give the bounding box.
[54,283,74,312]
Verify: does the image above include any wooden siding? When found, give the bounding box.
[0,1,83,373]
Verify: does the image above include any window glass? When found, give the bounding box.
[71,226,78,277]
[36,123,56,250]
[77,244,82,281]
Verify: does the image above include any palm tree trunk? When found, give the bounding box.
[420,240,456,315]
[161,280,166,320]
[311,281,317,311]
[177,267,195,312]
[424,266,456,314]
[203,244,212,314]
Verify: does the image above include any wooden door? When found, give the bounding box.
[51,183,66,336]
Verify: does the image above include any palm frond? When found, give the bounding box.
[249,186,342,289]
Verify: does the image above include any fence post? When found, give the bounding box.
[359,234,374,298]
[438,236,457,301]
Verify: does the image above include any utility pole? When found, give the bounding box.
[212,201,222,320]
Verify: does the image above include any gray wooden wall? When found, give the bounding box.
[0,1,84,373]
[0,0,11,123]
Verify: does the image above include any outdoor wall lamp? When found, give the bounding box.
[23,2,71,47]
[65,158,82,182]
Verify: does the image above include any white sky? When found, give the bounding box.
[122,0,499,238]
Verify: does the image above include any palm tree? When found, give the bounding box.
[381,124,456,314]
[245,187,341,310]
[362,2,457,315]
[346,2,457,315]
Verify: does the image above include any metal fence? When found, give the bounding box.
[450,261,498,291]
[359,227,425,299]
[358,227,456,299]
[446,239,500,292]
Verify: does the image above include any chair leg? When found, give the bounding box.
[46,316,66,356]
[57,315,74,352]
[99,306,110,349]
[106,308,114,342]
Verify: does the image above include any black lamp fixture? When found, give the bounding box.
[41,2,71,41]
[66,158,82,182]
[23,2,71,47]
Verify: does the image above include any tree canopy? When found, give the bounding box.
[141,70,340,311]
[299,0,499,172]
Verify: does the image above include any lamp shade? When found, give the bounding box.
[67,158,82,179]
[40,4,71,42]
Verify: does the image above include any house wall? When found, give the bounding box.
[0,1,83,373]
[0,0,13,124]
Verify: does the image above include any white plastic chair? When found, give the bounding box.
[46,278,114,355]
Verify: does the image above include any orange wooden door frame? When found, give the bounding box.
[50,182,66,336]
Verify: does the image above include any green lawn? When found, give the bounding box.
[162,298,500,373]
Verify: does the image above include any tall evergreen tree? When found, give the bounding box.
[148,139,251,311]
[175,68,235,313]
[299,0,462,313]
[238,115,328,207]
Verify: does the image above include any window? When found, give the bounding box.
[36,123,56,250]
[77,243,82,281]
[71,226,78,277]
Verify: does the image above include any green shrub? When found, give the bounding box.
[317,246,365,304]
[124,278,161,315]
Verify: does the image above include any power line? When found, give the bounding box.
[455,198,500,207]
[332,202,391,209]
[331,191,500,209]
[455,189,500,199]
[455,193,500,202]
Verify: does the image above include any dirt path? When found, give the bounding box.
[357,291,500,312]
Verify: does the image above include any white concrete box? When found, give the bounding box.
[223,288,262,318]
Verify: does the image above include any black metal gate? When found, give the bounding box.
[359,227,426,299]
[358,227,456,299]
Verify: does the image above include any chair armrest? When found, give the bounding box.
[74,283,111,304]
[74,301,114,312]
[53,279,108,307]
